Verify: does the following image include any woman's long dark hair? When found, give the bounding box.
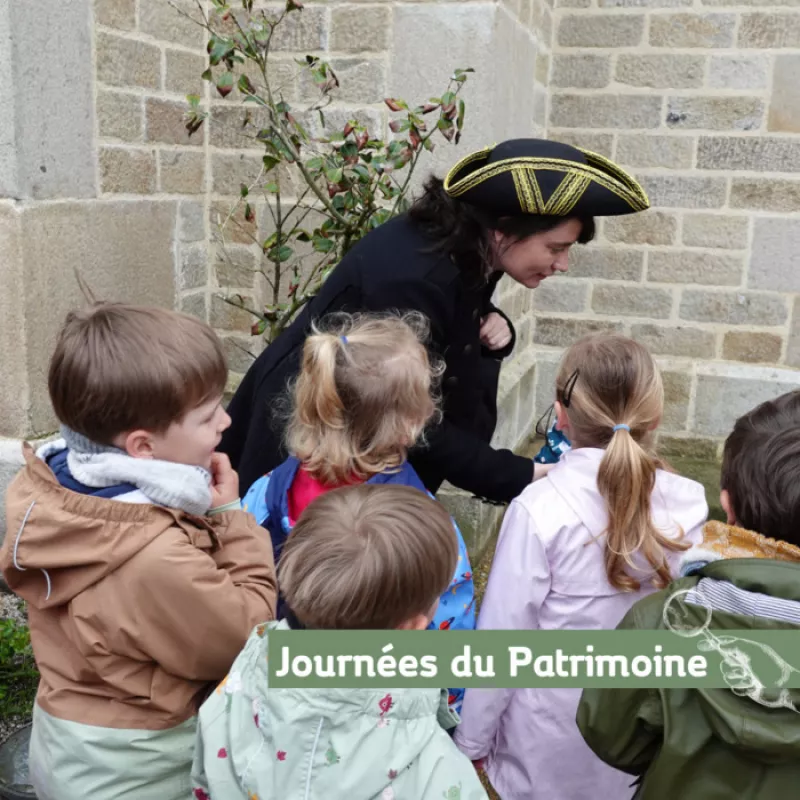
[409,176,595,281]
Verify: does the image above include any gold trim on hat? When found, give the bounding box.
[513,169,544,214]
[444,147,650,214]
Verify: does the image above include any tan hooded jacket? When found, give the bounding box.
[0,445,277,731]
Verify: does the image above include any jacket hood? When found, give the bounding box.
[210,621,458,798]
[0,445,215,609]
[547,448,707,574]
[670,549,800,764]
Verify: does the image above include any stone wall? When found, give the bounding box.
[541,3,800,459]
[0,0,552,554]
[4,0,799,557]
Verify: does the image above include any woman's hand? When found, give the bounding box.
[209,452,240,508]
[479,312,512,350]
[532,462,555,483]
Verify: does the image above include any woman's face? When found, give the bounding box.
[494,218,584,289]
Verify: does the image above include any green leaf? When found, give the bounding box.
[325,166,344,183]
[240,184,249,198]
[306,157,324,172]
[216,71,234,98]
[264,181,279,193]
[312,235,335,253]
[386,141,404,158]
[352,164,371,182]
[208,37,234,67]
[295,230,312,242]
[262,155,280,172]
[201,68,213,82]
[251,319,267,336]
[262,232,278,251]
[457,98,466,131]
[238,74,256,95]
[293,119,310,141]
[269,245,294,263]
[276,101,291,114]
[441,91,456,106]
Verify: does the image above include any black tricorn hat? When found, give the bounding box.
[443,138,649,218]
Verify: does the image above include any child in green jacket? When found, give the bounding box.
[578,390,800,800]
[191,483,488,800]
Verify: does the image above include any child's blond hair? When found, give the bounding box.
[48,303,227,444]
[556,333,688,591]
[278,484,457,629]
[286,313,441,484]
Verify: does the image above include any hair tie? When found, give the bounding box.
[340,335,348,345]
[612,424,630,433]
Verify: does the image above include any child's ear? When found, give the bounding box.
[719,489,736,526]
[554,400,569,434]
[397,600,438,632]
[396,613,430,632]
[117,430,156,460]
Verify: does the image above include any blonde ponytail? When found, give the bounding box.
[597,426,682,590]
[555,334,689,591]
[299,333,347,432]
[286,312,441,485]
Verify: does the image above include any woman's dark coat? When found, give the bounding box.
[220,214,534,503]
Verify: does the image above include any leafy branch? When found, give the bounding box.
[184,0,473,345]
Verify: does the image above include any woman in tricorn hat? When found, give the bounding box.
[220,138,650,503]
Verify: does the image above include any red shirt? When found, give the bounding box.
[287,468,360,525]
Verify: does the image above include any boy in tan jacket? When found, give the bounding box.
[0,304,277,800]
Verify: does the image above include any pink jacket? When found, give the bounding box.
[454,447,708,800]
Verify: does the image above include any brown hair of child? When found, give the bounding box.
[278,484,458,629]
[48,303,227,444]
[286,312,442,485]
[555,333,689,591]
[720,390,800,546]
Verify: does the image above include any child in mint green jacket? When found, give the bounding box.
[191,484,487,800]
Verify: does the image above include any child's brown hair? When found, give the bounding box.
[556,333,688,591]
[277,484,457,629]
[48,303,227,444]
[720,390,800,546]
[286,312,441,485]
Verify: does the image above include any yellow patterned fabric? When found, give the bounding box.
[698,520,800,563]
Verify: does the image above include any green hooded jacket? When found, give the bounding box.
[577,559,800,800]
[191,620,488,800]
